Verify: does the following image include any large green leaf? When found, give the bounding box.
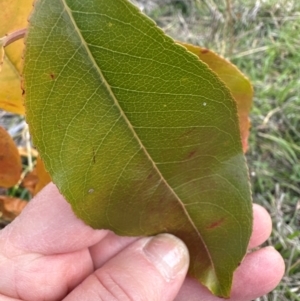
[24,0,252,297]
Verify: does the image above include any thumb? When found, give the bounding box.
[64,234,189,301]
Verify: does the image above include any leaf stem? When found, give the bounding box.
[0,28,27,47]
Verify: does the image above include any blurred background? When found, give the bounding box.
[1,0,299,299]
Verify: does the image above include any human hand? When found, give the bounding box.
[0,183,284,301]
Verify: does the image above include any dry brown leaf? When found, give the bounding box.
[34,156,52,194]
[0,127,22,188]
[22,156,51,196]
[22,167,38,195]
[0,195,27,221]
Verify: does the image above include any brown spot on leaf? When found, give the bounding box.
[186,150,197,159]
[50,73,55,79]
[147,173,153,180]
[206,218,225,230]
[201,48,209,54]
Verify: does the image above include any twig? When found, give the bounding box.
[230,46,269,59]
[24,123,33,172]
[262,107,281,126]
[0,28,27,47]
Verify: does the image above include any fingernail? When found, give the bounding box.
[143,233,189,281]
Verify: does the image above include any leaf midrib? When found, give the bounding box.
[61,0,215,277]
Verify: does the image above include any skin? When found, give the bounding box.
[0,183,285,301]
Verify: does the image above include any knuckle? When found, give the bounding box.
[94,270,160,301]
[95,271,134,301]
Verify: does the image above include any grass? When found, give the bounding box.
[136,0,300,299]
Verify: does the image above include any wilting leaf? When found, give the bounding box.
[21,169,37,196]
[24,0,252,297]
[0,127,21,188]
[22,156,52,196]
[180,43,253,152]
[0,0,33,115]
[0,195,27,221]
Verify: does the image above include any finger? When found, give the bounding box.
[0,249,94,301]
[249,204,272,249]
[89,231,139,269]
[230,247,285,300]
[64,234,189,301]
[175,246,285,301]
[0,183,110,301]
[0,295,21,301]
[0,183,108,255]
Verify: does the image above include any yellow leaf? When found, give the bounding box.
[0,50,25,114]
[0,42,4,71]
[0,0,33,115]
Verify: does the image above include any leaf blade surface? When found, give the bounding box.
[179,43,253,152]
[24,0,252,297]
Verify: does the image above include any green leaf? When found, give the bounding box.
[24,0,252,297]
[179,42,253,153]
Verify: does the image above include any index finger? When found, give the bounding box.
[0,183,108,255]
